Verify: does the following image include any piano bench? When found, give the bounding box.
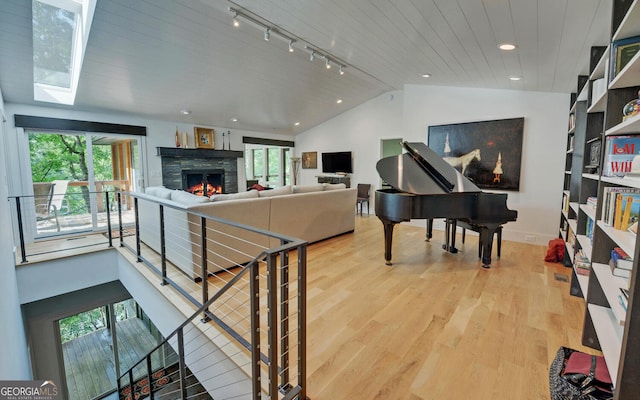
[458,221,503,259]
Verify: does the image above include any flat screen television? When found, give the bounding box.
[322,151,353,174]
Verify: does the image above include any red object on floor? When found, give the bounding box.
[545,238,565,262]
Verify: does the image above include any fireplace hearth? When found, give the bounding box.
[182,169,224,197]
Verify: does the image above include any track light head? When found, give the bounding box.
[339,65,344,75]
[310,51,315,61]
[264,28,270,41]
[289,40,295,52]
[325,58,331,69]
[233,12,239,27]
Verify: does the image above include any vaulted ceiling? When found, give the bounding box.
[0,0,611,135]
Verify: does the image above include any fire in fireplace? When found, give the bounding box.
[182,169,225,197]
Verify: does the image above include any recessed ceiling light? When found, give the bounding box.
[294,122,300,126]
[509,75,522,81]
[336,99,343,104]
[421,73,431,78]
[180,109,191,115]
[499,43,516,51]
[231,117,238,122]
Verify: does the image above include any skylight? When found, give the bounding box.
[32,0,96,105]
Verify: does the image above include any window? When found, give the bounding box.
[245,144,293,188]
[32,0,97,105]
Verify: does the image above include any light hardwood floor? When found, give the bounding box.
[302,215,595,400]
[21,215,596,399]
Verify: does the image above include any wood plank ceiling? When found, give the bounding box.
[0,0,611,135]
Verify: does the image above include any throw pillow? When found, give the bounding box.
[211,190,260,202]
[258,185,293,197]
[145,186,173,199]
[293,184,325,193]
[170,190,210,205]
[323,183,346,190]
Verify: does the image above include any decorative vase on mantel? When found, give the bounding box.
[175,127,181,148]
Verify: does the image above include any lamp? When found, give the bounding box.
[325,58,331,69]
[264,28,270,41]
[290,157,301,185]
[310,51,315,61]
[289,39,295,52]
[232,12,239,27]
[339,65,344,75]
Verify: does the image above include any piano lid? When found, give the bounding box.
[376,142,480,195]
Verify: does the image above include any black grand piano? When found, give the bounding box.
[375,141,517,268]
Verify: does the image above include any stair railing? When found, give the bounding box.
[114,192,308,400]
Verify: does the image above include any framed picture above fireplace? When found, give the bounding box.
[194,127,214,149]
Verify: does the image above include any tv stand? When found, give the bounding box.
[317,175,351,188]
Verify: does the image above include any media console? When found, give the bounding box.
[317,175,350,188]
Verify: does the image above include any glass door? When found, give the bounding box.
[28,130,141,237]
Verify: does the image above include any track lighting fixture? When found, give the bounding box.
[229,7,354,78]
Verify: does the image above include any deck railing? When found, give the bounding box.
[112,192,308,400]
[9,190,127,263]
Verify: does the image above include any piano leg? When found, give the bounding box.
[442,219,458,254]
[382,219,397,266]
[479,226,497,268]
[426,219,433,241]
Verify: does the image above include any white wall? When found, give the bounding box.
[295,85,570,245]
[16,251,120,304]
[0,90,32,378]
[295,90,404,191]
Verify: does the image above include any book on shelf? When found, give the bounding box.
[568,113,575,131]
[619,294,628,312]
[562,192,570,214]
[601,187,640,228]
[621,287,630,300]
[611,247,633,270]
[610,258,632,278]
[574,250,591,275]
[602,136,640,177]
[586,196,597,208]
[586,217,594,240]
[610,35,640,83]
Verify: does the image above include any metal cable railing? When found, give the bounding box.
[8,190,128,263]
[112,192,308,400]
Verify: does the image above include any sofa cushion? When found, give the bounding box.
[258,185,292,197]
[211,190,260,202]
[293,184,325,193]
[323,183,347,190]
[170,190,210,205]
[145,186,173,199]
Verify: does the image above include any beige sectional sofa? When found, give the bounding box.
[134,184,356,279]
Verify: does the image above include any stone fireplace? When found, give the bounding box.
[157,147,244,194]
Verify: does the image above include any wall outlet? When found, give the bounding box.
[524,235,536,243]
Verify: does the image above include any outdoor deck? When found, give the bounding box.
[62,317,161,400]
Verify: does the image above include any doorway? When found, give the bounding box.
[380,138,403,188]
[27,130,141,237]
